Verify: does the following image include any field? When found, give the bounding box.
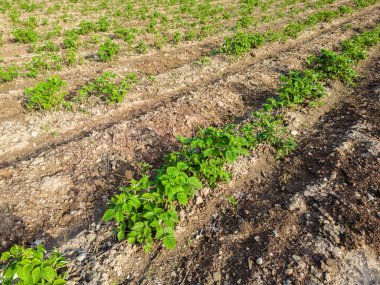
[0,0,379,284]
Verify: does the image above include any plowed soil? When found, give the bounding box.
[0,1,379,285]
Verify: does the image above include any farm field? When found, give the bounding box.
[0,0,379,284]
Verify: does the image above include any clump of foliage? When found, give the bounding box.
[76,71,137,103]
[0,244,67,285]
[0,65,20,83]
[97,39,120,62]
[13,28,38,43]
[307,49,357,85]
[25,76,67,110]
[114,27,137,43]
[221,32,265,56]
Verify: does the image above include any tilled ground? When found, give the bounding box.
[139,53,380,285]
[0,3,379,285]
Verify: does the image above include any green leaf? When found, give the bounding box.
[177,192,188,206]
[1,251,10,261]
[187,176,202,189]
[143,211,154,220]
[163,234,176,250]
[128,196,141,209]
[102,209,115,221]
[53,278,67,285]
[117,230,125,240]
[32,267,42,283]
[115,208,124,223]
[132,222,145,232]
[42,266,57,283]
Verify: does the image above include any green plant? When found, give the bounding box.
[77,20,95,35]
[96,16,110,32]
[136,41,148,54]
[13,28,38,43]
[172,31,181,44]
[0,65,20,83]
[0,244,67,285]
[25,76,67,110]
[221,32,265,56]
[307,49,357,85]
[97,39,120,62]
[114,28,137,43]
[76,71,136,103]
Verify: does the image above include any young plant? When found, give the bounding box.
[13,28,38,43]
[97,39,120,62]
[0,244,67,285]
[25,76,67,111]
[76,71,136,103]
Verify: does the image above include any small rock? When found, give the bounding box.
[368,193,375,201]
[171,271,177,277]
[286,195,307,212]
[256,257,263,265]
[290,130,299,136]
[76,252,87,262]
[196,196,204,205]
[88,233,97,243]
[31,131,38,137]
[254,236,261,243]
[292,255,301,263]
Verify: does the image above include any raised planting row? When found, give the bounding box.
[12,0,377,112]
[23,72,137,111]
[0,0,349,85]
[1,18,379,285]
[102,22,380,252]
[219,0,378,55]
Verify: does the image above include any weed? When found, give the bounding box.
[96,16,110,32]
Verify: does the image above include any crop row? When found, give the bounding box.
[2,23,376,285]
[0,0,343,85]
[4,0,376,112]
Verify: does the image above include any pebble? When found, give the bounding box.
[256,257,263,265]
[196,196,204,205]
[31,131,38,137]
[368,193,375,201]
[76,252,87,262]
[254,236,261,243]
[290,130,299,136]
